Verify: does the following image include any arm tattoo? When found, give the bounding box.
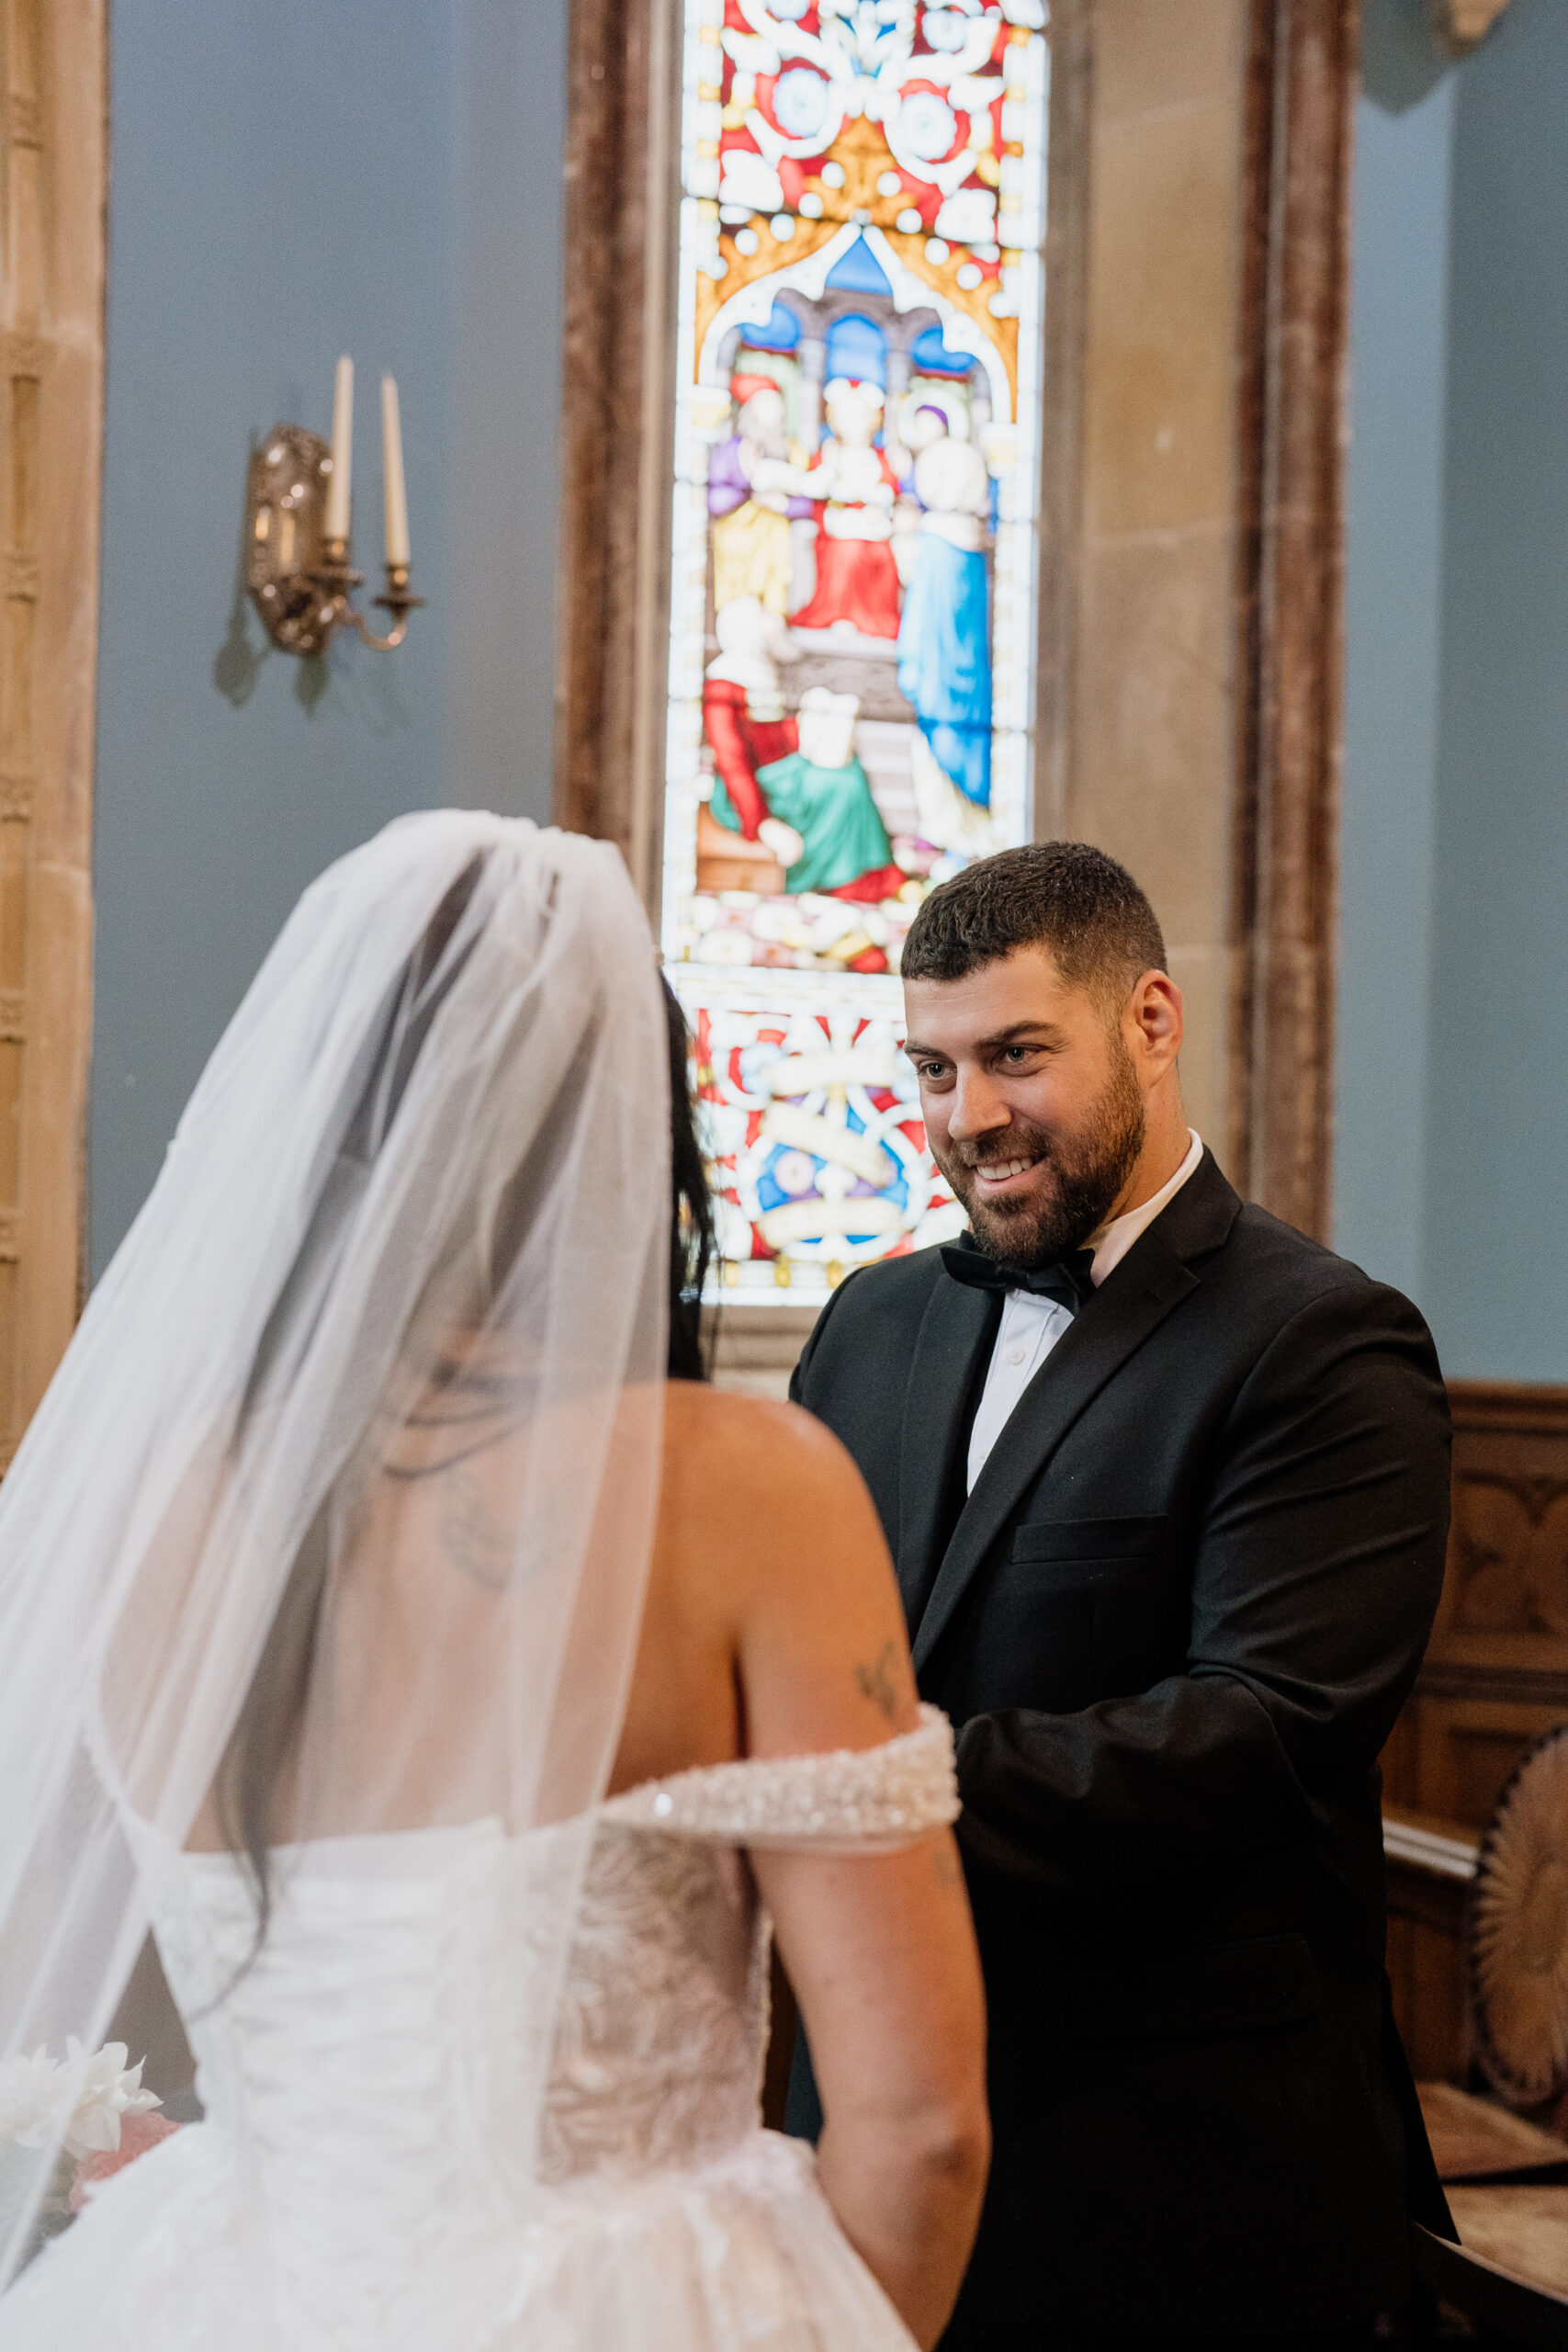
[854,1638,901,1722]
[440,1463,512,1591]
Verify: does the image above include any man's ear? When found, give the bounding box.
[1126,970,1184,1076]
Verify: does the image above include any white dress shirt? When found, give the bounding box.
[964,1129,1205,1492]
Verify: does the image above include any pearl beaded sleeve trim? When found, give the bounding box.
[599,1703,958,1851]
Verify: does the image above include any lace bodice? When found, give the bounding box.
[543,1706,956,2178]
[126,1711,954,2335]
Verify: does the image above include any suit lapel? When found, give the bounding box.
[895,1273,998,1633]
[910,1153,1241,1677]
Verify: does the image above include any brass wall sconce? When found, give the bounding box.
[245,357,423,656]
[1429,0,1512,51]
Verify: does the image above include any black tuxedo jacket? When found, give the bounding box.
[787,1150,1452,2338]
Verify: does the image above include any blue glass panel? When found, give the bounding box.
[740,300,803,355]
[824,311,887,387]
[909,324,975,379]
[823,232,895,298]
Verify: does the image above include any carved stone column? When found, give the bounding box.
[0,0,106,1456]
[1229,0,1357,1240]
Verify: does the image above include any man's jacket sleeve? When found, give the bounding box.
[953,1282,1451,1891]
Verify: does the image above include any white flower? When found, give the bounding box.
[60,2041,163,2159]
[0,2048,69,2148]
[0,2040,162,2159]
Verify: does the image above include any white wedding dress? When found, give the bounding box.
[1,1710,955,2351]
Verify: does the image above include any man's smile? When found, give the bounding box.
[969,1151,1046,1193]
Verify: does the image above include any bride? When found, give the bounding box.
[0,811,987,2350]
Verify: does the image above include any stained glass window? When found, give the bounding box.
[664,0,1051,1299]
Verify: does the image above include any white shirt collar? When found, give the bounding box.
[1084,1129,1204,1288]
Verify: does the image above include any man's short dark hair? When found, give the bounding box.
[899,842,1167,1005]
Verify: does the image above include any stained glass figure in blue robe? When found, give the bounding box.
[896,406,994,833]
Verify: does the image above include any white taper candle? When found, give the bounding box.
[381,374,410,568]
[324,354,354,543]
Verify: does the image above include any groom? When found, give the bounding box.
[787,843,1452,2346]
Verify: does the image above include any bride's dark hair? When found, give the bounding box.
[663,973,715,1384]
[210,882,715,1969]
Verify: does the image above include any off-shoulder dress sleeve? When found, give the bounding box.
[599,1703,958,1853]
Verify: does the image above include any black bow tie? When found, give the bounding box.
[940,1238,1097,1315]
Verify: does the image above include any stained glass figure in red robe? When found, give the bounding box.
[787,380,904,641]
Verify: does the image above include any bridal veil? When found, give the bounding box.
[0,812,671,2283]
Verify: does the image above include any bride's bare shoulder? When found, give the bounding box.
[653,1382,912,1754]
[660,1381,876,1539]
[653,1374,921,1769]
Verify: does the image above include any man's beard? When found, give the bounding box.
[932,1044,1146,1271]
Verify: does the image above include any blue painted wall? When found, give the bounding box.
[89,1,567,1270]
[1337,0,1568,1380]
[448,0,568,825]
[1425,0,1568,1379]
[1336,0,1452,1307]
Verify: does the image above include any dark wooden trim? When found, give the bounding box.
[1414,1664,1568,1705]
[1229,0,1273,1177]
[1229,0,1358,1238]
[1448,1379,1568,1438]
[554,0,681,906]
[1385,1859,1473,1942]
[1384,1377,1568,2073]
